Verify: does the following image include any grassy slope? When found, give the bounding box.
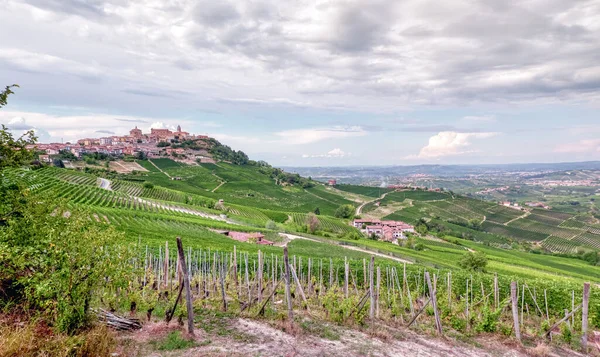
[138,161,356,216]
[10,164,600,285]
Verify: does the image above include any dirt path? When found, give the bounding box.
[504,211,530,226]
[356,191,394,216]
[281,233,412,264]
[127,317,529,357]
[148,159,172,179]
[211,175,226,193]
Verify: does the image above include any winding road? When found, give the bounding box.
[355,190,394,216]
[280,233,412,264]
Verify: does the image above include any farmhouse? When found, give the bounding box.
[526,202,550,209]
[328,179,337,186]
[354,218,414,243]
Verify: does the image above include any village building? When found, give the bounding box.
[354,218,415,243]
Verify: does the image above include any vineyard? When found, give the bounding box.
[90,235,600,357]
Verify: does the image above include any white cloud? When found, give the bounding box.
[149,122,176,131]
[554,139,600,154]
[6,116,34,130]
[0,110,192,143]
[410,131,498,159]
[275,126,367,145]
[462,115,496,122]
[302,148,350,158]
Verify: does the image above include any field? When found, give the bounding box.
[374,187,600,254]
[6,160,600,357]
[334,184,393,198]
[8,162,600,287]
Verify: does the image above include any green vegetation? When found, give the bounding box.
[152,331,197,351]
[458,251,488,272]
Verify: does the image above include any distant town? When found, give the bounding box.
[28,125,214,165]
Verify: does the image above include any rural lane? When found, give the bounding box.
[355,190,394,216]
[280,233,412,264]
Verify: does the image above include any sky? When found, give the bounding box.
[1,0,599,166]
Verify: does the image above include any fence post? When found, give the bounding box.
[425,272,442,334]
[369,256,375,320]
[511,281,521,343]
[582,282,590,352]
[176,237,194,336]
[283,247,293,320]
[344,257,349,298]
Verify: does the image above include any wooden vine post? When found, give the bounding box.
[176,237,194,336]
[510,281,520,343]
[283,247,293,320]
[582,282,590,352]
[425,272,442,334]
[369,256,375,320]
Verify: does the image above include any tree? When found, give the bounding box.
[0,186,132,333]
[314,207,320,215]
[458,251,488,272]
[0,84,18,109]
[0,85,37,169]
[334,204,354,219]
[135,151,147,160]
[305,213,320,234]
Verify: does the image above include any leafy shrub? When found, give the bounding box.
[458,251,488,272]
[560,323,572,344]
[143,181,154,189]
[334,204,354,219]
[475,306,500,333]
[450,316,466,332]
[0,185,133,333]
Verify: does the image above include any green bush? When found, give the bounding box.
[458,251,488,272]
[0,185,133,334]
[334,204,354,219]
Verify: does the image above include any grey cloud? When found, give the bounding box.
[193,0,239,27]
[22,0,112,18]
[329,4,388,53]
[95,130,115,134]
[362,124,485,133]
[115,118,148,123]
[121,88,189,99]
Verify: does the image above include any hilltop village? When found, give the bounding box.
[28,125,214,165]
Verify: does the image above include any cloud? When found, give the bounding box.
[302,148,350,158]
[410,131,498,159]
[115,118,148,123]
[275,126,367,145]
[95,130,115,134]
[462,115,496,122]
[149,122,176,131]
[5,117,34,130]
[555,139,600,154]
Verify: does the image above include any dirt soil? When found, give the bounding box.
[115,315,581,357]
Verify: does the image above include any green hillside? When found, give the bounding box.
[6,160,600,285]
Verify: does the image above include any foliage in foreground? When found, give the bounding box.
[0,320,115,357]
[0,184,133,333]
